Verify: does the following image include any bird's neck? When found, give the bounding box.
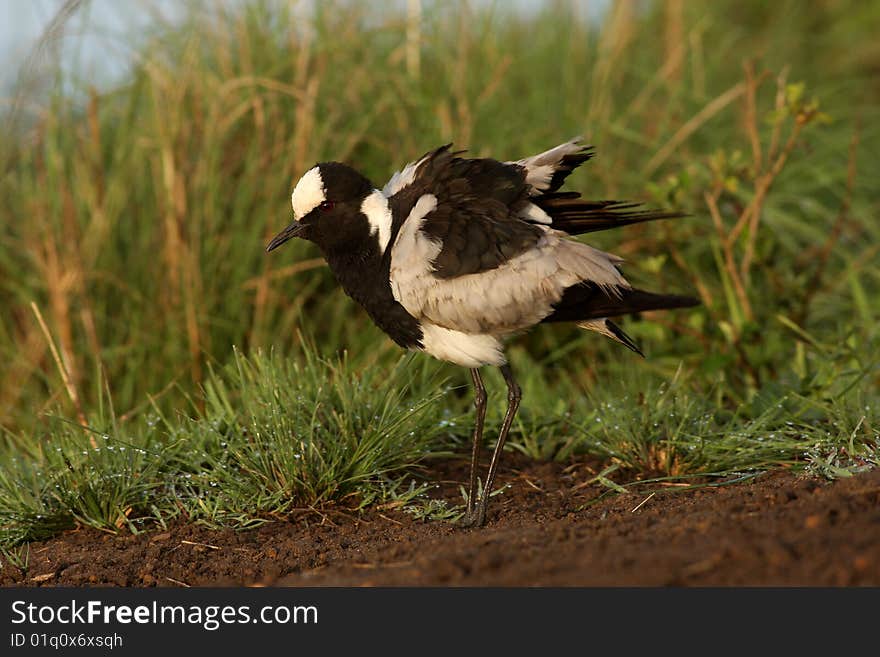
[324,239,385,287]
[324,246,423,350]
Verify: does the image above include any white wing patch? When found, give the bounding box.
[360,189,394,253]
[389,193,440,305]
[518,202,552,225]
[291,166,326,219]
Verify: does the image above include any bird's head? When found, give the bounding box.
[266,162,375,253]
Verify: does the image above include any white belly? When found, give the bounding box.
[419,323,505,368]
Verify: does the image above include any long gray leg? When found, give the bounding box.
[465,368,487,521]
[469,363,521,527]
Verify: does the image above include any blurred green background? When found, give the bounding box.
[0,0,878,541]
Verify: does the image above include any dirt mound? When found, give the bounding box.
[2,456,878,586]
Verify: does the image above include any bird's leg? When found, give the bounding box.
[472,363,521,527]
[462,368,487,526]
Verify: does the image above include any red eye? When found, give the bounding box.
[319,200,335,212]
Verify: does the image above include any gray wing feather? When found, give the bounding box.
[511,137,593,195]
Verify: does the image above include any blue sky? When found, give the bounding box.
[1,0,185,92]
[1,1,609,93]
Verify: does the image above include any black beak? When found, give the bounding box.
[266,222,307,252]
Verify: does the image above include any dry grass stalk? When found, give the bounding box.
[688,19,706,98]
[406,0,422,80]
[588,0,635,129]
[644,81,746,177]
[706,66,815,328]
[30,302,90,436]
[663,0,685,84]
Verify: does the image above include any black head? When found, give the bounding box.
[266,162,375,253]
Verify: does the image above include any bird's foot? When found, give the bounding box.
[459,503,487,528]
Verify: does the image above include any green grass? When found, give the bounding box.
[0,0,878,547]
[0,343,460,544]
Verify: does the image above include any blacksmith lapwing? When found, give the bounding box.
[267,138,698,527]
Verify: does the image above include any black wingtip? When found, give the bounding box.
[546,148,596,192]
[605,320,645,358]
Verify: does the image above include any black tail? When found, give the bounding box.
[543,283,700,324]
[535,192,685,236]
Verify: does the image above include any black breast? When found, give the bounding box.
[325,249,423,350]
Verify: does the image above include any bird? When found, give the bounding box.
[266,137,699,527]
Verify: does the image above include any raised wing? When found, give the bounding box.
[385,145,628,335]
[386,145,544,279]
[382,139,691,338]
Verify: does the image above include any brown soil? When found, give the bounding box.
[2,455,879,587]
